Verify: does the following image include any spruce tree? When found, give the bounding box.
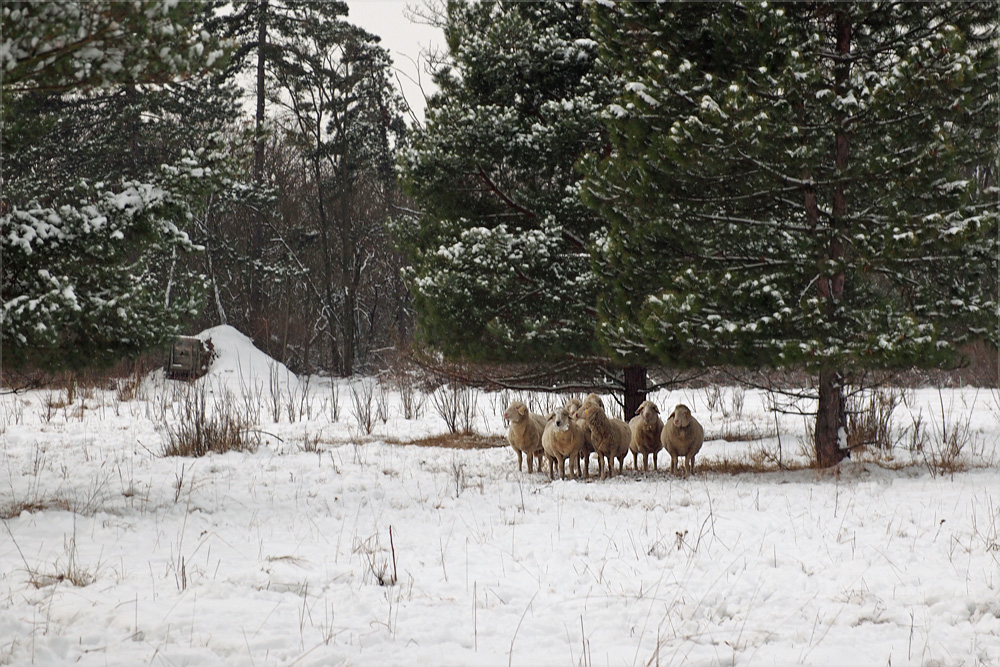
[584,2,998,466]
[397,1,651,406]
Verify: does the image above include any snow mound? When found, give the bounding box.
[195,325,299,394]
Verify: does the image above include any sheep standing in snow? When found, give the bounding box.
[503,400,546,473]
[629,400,664,472]
[660,404,705,476]
[565,397,594,478]
[579,403,631,479]
[541,406,586,480]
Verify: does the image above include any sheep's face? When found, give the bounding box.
[565,398,583,415]
[503,402,527,423]
[552,408,573,432]
[636,401,659,423]
[671,405,692,429]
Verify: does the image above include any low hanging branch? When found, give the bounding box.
[475,165,537,220]
[405,346,704,396]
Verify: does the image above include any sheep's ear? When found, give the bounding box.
[634,405,642,415]
[668,411,676,421]
[519,405,527,416]
[546,412,555,421]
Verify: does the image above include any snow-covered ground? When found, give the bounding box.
[2,326,998,666]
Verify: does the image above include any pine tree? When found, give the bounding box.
[396,1,631,391]
[2,1,243,370]
[584,2,998,466]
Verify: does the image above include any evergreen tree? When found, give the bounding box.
[2,1,242,370]
[396,1,644,403]
[584,2,998,466]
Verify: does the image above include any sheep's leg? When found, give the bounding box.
[687,455,696,476]
[632,451,639,471]
[526,451,534,474]
[548,456,555,480]
[517,450,524,472]
[559,456,567,480]
[670,454,679,476]
[642,453,649,472]
[652,452,659,471]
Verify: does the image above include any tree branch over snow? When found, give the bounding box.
[475,165,537,220]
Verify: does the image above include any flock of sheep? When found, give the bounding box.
[502,394,705,480]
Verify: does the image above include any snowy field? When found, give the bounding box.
[2,326,998,666]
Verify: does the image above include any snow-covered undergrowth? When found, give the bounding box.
[2,327,998,665]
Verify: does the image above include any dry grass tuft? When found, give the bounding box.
[0,498,72,520]
[160,385,258,457]
[388,432,508,450]
[706,421,777,443]
[696,456,814,476]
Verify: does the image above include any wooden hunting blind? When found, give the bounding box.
[166,336,211,380]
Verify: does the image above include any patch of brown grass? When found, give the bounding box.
[706,422,778,443]
[0,498,72,520]
[695,458,812,476]
[386,432,508,450]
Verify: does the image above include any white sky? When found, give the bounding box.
[345,0,445,125]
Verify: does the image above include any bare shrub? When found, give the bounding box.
[399,380,426,420]
[237,374,264,426]
[375,379,391,423]
[354,532,396,587]
[328,380,341,422]
[115,360,150,402]
[526,393,560,419]
[703,385,723,413]
[298,374,314,421]
[431,383,477,434]
[847,386,905,453]
[268,361,283,423]
[160,385,258,457]
[351,380,376,435]
[921,389,977,476]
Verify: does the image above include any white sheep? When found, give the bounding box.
[541,406,586,480]
[629,400,664,472]
[582,393,604,411]
[503,400,546,473]
[565,397,594,477]
[579,403,631,479]
[660,404,705,476]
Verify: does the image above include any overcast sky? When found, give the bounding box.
[345,0,445,125]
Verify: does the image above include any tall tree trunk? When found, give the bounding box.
[815,369,849,467]
[813,7,852,468]
[623,365,647,422]
[249,0,268,338]
[312,158,343,376]
[339,192,356,376]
